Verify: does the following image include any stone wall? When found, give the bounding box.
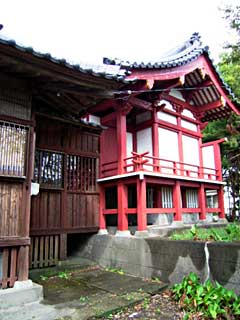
[75,235,240,294]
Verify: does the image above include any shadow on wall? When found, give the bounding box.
[144,239,206,284]
[208,242,239,287]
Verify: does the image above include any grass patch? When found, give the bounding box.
[170,224,240,242]
[172,272,240,319]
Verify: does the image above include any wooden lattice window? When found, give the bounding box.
[162,186,173,208]
[34,149,63,188]
[0,121,28,177]
[67,155,97,192]
[186,189,198,208]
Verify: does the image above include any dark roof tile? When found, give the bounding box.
[0,36,134,84]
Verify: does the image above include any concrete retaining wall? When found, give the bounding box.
[75,235,240,294]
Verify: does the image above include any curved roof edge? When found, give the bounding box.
[0,35,133,84]
[103,33,209,69]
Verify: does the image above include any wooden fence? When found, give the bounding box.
[29,235,60,269]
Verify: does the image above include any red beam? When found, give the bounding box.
[128,96,153,111]
[126,57,205,81]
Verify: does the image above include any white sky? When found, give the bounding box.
[0,0,239,65]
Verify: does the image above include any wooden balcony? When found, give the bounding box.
[101,151,221,182]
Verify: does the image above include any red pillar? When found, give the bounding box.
[198,138,204,179]
[214,143,222,181]
[116,111,127,174]
[137,179,147,231]
[117,182,128,231]
[152,109,159,172]
[173,181,182,221]
[218,186,225,219]
[99,185,106,229]
[177,116,184,175]
[198,184,206,220]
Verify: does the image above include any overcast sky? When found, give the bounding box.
[0,0,239,65]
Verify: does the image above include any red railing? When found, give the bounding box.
[101,151,220,181]
[124,151,219,180]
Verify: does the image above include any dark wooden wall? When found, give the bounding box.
[0,78,33,288]
[29,116,100,268]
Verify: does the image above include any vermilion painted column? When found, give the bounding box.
[116,111,127,175]
[198,137,204,179]
[173,180,182,221]
[99,185,106,229]
[214,143,222,181]
[177,116,184,175]
[137,179,147,231]
[218,187,225,219]
[198,183,206,220]
[152,109,159,172]
[117,182,128,231]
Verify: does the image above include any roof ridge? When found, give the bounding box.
[103,33,208,69]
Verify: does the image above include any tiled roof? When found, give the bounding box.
[0,36,133,84]
[103,32,239,113]
[103,33,209,69]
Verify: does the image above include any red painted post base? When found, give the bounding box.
[137,179,147,231]
[99,186,106,229]
[117,182,128,231]
[199,184,206,220]
[173,181,182,221]
[218,187,225,219]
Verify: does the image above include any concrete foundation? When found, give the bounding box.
[0,281,43,309]
[147,213,174,226]
[182,213,199,224]
[75,234,240,294]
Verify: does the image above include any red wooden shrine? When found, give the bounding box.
[0,33,239,287]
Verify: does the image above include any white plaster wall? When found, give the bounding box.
[126,132,133,172]
[182,135,199,177]
[202,145,216,180]
[157,111,177,124]
[181,119,197,132]
[170,89,185,101]
[137,127,153,171]
[158,128,179,174]
[182,109,196,119]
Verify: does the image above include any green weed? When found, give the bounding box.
[172,272,240,319]
[170,224,240,242]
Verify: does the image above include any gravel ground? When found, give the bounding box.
[97,289,186,320]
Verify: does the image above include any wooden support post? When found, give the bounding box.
[198,138,204,179]
[198,184,206,220]
[214,143,222,181]
[177,116,184,175]
[137,179,147,231]
[117,182,128,231]
[17,246,29,281]
[99,185,106,229]
[173,181,182,221]
[116,111,127,174]
[218,187,225,219]
[152,109,159,172]
[59,233,67,260]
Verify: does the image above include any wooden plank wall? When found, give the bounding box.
[30,116,100,268]
[0,182,22,237]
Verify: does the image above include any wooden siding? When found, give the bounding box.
[30,116,100,268]
[30,191,61,231]
[0,182,22,237]
[67,194,99,228]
